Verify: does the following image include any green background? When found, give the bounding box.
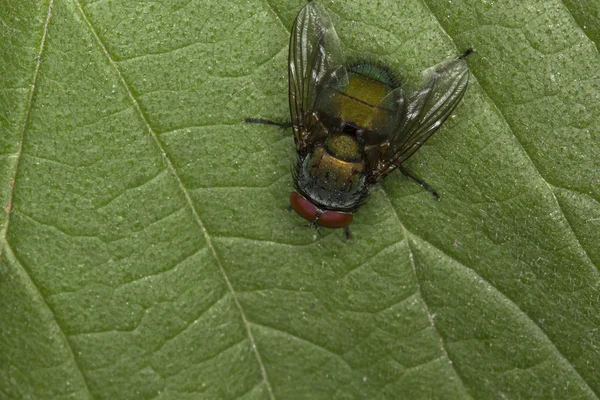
[1,0,599,399]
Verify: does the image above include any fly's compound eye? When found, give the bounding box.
[290,192,318,222]
[317,210,353,228]
[290,192,353,228]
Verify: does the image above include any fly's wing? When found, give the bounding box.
[361,87,406,170]
[289,2,346,152]
[371,57,470,181]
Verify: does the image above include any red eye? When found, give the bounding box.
[318,210,353,228]
[290,192,317,222]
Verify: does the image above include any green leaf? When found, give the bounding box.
[1,0,599,399]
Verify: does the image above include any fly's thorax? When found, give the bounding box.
[295,144,367,211]
[308,145,364,188]
[326,64,398,133]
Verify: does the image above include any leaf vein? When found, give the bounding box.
[73,2,276,398]
[558,0,600,54]
[95,170,167,211]
[472,82,598,272]
[336,240,406,281]
[3,239,93,397]
[116,246,208,290]
[379,186,474,399]
[0,0,54,257]
[410,228,599,399]
[252,322,355,371]
[421,1,600,393]
[262,0,288,32]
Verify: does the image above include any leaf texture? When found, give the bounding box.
[0,0,598,399]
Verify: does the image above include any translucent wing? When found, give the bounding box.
[373,57,470,180]
[289,2,346,152]
[361,87,406,170]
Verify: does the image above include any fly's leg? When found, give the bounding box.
[399,166,440,201]
[244,118,293,129]
[458,47,474,60]
[343,226,351,241]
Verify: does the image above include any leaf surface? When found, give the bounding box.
[1,0,599,399]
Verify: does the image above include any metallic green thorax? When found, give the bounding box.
[296,64,398,211]
[336,65,397,132]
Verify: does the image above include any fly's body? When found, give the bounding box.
[246,2,471,238]
[294,64,400,213]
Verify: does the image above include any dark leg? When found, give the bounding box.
[286,204,293,212]
[459,48,473,60]
[244,117,293,129]
[343,226,351,240]
[399,166,440,201]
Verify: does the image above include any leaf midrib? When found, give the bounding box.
[0,0,95,397]
[72,0,277,398]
